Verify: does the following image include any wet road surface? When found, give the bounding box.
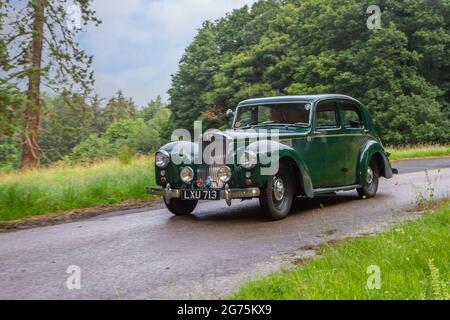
[0,158,449,299]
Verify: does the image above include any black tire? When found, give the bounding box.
[259,163,295,220]
[357,159,379,199]
[164,198,198,216]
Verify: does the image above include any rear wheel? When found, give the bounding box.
[260,163,295,220]
[164,198,198,216]
[357,159,379,199]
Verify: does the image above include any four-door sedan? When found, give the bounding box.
[148,94,397,220]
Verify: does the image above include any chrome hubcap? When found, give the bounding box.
[367,167,374,184]
[273,178,286,201]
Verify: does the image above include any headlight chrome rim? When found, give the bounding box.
[155,150,170,169]
[180,167,194,184]
[240,151,257,170]
[218,166,232,183]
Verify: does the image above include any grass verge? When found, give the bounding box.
[0,157,156,221]
[389,145,450,161]
[230,201,449,300]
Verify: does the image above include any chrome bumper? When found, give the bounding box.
[147,184,260,206]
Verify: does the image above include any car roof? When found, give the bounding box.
[238,94,360,106]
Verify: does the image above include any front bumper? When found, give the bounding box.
[147,184,260,206]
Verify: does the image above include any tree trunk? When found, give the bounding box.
[21,0,46,170]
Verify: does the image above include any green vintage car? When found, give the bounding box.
[148,95,397,220]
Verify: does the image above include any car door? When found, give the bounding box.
[304,100,346,188]
[339,100,368,185]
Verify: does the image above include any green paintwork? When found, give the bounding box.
[154,95,394,198]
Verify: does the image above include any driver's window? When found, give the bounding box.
[234,107,256,128]
[315,101,339,130]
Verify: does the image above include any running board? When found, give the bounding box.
[313,185,361,196]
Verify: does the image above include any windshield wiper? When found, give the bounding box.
[239,122,309,129]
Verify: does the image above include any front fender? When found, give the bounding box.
[157,141,198,187]
[247,141,314,198]
[160,141,198,162]
[359,140,393,184]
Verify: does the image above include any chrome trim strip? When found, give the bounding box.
[313,184,361,195]
[312,133,368,139]
[277,133,376,141]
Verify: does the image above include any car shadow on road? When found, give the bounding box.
[169,192,363,223]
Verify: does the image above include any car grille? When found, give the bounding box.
[197,133,228,189]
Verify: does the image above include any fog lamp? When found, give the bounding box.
[180,167,194,184]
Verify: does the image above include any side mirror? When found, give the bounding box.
[226,109,235,119]
[349,120,363,128]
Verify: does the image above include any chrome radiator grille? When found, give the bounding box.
[197,134,228,189]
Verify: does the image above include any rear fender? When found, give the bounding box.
[359,141,393,184]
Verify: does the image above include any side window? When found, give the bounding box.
[315,101,339,129]
[341,102,364,129]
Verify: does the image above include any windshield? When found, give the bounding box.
[234,103,311,129]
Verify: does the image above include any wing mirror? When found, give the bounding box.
[349,120,363,128]
[226,109,235,119]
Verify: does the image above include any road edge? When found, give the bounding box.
[0,199,162,233]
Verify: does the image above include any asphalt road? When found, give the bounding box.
[0,158,449,300]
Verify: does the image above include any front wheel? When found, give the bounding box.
[164,198,198,216]
[259,163,295,220]
[357,159,379,199]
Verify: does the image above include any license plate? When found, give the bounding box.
[181,190,220,200]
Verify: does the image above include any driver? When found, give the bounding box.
[270,110,285,123]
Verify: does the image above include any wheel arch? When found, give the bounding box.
[247,140,314,197]
[278,151,314,198]
[359,140,393,184]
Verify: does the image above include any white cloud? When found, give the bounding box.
[79,0,256,106]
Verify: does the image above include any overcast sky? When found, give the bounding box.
[78,0,256,106]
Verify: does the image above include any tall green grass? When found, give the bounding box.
[0,157,156,221]
[231,201,449,300]
[389,144,450,161]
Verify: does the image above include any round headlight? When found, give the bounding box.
[155,151,170,168]
[240,151,257,170]
[180,167,194,184]
[218,166,232,183]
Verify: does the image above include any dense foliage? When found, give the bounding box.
[169,0,450,145]
[1,0,449,172]
[0,91,171,170]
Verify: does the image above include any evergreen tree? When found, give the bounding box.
[1,0,100,169]
[103,90,138,125]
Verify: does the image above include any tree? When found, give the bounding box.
[0,87,26,170]
[141,95,164,122]
[68,102,172,163]
[168,0,450,145]
[168,21,221,132]
[87,94,108,134]
[103,90,138,125]
[1,0,100,169]
[39,93,93,164]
